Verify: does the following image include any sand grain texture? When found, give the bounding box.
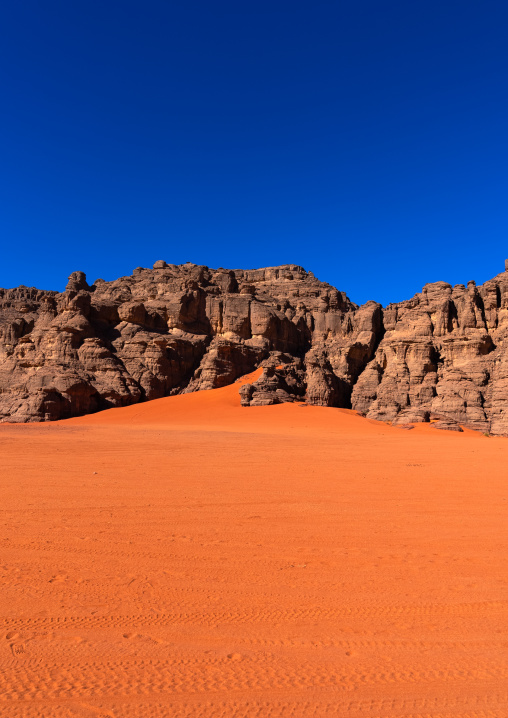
[1,370,507,717]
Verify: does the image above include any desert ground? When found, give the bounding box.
[1,369,507,717]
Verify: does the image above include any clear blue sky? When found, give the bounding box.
[1,1,507,306]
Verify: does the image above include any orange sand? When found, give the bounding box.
[1,370,507,717]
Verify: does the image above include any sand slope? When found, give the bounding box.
[1,371,507,717]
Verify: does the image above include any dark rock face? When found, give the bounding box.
[239,360,306,407]
[1,261,508,434]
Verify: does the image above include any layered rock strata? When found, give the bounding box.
[1,261,508,434]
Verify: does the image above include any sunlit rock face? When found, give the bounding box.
[1,260,508,434]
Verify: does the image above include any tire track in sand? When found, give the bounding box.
[0,599,506,632]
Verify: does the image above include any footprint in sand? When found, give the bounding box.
[227,652,243,661]
[122,632,166,645]
[10,642,27,657]
[48,574,66,583]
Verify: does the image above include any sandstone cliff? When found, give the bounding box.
[1,261,507,434]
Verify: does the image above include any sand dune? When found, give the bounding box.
[1,371,507,717]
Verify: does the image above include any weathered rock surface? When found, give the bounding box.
[351,271,508,435]
[239,360,306,407]
[1,260,508,434]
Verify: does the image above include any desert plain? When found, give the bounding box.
[1,369,507,717]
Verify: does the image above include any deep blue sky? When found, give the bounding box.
[1,1,507,305]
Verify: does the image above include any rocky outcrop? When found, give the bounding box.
[1,260,508,434]
[0,263,375,422]
[351,272,508,434]
[239,360,306,406]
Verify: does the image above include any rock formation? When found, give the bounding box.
[1,260,508,434]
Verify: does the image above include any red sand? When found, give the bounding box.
[1,370,507,717]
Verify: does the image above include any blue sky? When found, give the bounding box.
[1,1,507,305]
